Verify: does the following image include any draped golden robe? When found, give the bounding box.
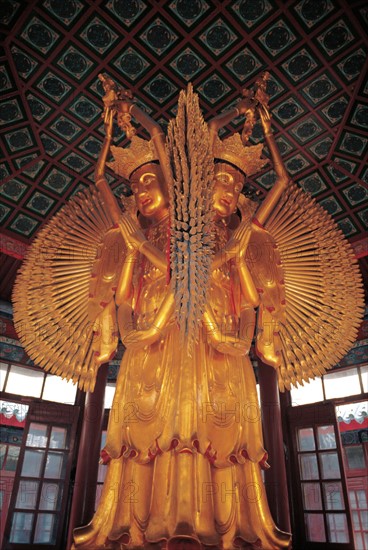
[73,220,291,550]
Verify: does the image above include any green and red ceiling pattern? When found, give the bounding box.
[0,0,367,298]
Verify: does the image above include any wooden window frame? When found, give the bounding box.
[2,401,80,550]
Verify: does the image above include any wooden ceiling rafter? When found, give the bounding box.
[325,57,368,162]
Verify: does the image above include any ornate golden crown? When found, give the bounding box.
[108,130,267,181]
[213,134,268,177]
[108,136,159,180]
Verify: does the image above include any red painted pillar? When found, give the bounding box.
[66,364,108,549]
[258,361,291,533]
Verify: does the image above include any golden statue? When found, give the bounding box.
[13,75,363,549]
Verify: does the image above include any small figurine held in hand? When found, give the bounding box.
[98,73,136,138]
[239,88,257,144]
[254,71,271,109]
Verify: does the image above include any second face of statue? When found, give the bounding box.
[213,162,245,219]
[130,163,169,221]
[129,161,245,222]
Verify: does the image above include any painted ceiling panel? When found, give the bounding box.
[0,0,366,269]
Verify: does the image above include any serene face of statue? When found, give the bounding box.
[130,163,169,220]
[212,162,245,219]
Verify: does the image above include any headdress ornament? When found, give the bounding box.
[213,134,268,177]
[108,136,159,180]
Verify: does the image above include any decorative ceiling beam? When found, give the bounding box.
[0,234,29,260]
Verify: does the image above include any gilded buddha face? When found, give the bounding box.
[212,162,245,219]
[130,163,169,221]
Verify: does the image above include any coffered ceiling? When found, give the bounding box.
[0,0,367,300]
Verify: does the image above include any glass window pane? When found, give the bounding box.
[4,445,20,471]
[324,368,360,399]
[355,532,363,548]
[290,377,324,406]
[297,428,315,451]
[302,483,322,510]
[348,490,357,508]
[96,431,108,481]
[104,383,115,409]
[27,423,48,448]
[326,513,349,543]
[44,452,66,479]
[39,482,62,511]
[34,513,58,544]
[9,512,34,543]
[300,454,319,480]
[361,365,367,392]
[95,483,104,511]
[43,375,77,404]
[0,362,8,391]
[97,463,107,484]
[15,480,39,510]
[317,425,336,449]
[100,431,107,449]
[345,446,365,470]
[323,482,345,510]
[320,452,341,479]
[357,490,367,508]
[305,512,326,542]
[50,427,67,449]
[0,399,29,422]
[21,450,45,478]
[336,400,367,425]
[6,365,44,397]
[352,510,361,529]
[0,444,6,469]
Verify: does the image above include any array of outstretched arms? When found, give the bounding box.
[94,76,290,356]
